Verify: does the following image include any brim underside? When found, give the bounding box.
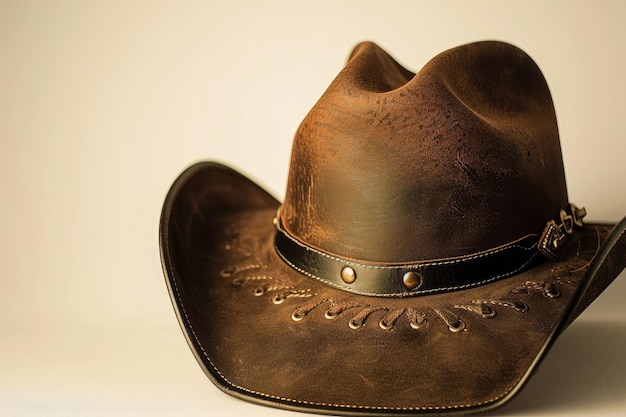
[160,162,625,416]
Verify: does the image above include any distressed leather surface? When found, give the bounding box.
[282,41,568,262]
[160,163,625,415]
[160,40,626,415]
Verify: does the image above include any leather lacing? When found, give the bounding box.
[349,307,386,329]
[219,260,579,333]
[406,307,427,329]
[220,264,264,278]
[435,309,466,332]
[513,281,562,298]
[216,225,598,333]
[379,308,406,330]
[290,298,470,332]
[166,213,606,414]
[221,263,315,305]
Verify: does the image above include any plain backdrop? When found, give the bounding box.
[1,1,625,416]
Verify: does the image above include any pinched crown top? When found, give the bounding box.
[281,41,568,263]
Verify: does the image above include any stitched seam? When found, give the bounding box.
[166,224,524,411]
[276,241,541,297]
[165,227,232,386]
[163,206,555,411]
[164,214,604,412]
[278,224,537,269]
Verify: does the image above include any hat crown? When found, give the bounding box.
[281,41,568,262]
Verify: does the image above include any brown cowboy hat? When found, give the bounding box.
[160,41,626,415]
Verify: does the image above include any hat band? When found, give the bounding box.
[274,218,543,298]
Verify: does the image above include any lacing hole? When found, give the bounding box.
[220,267,235,277]
[231,277,244,285]
[324,310,338,319]
[272,295,285,304]
[448,320,466,333]
[514,302,529,312]
[544,284,561,298]
[379,318,393,330]
[254,288,264,296]
[410,320,425,330]
[481,305,497,319]
[291,310,305,322]
[409,314,426,330]
[348,319,363,330]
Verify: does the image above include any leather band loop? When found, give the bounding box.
[274,218,543,298]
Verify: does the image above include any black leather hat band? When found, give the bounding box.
[274,217,543,298]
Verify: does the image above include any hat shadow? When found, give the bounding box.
[499,320,626,415]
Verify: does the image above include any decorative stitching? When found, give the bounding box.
[278,219,538,269]
[277,243,542,297]
[164,213,601,412]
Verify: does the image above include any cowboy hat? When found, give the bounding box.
[160,41,626,415]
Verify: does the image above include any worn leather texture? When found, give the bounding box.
[275,219,543,297]
[282,41,567,262]
[160,41,626,415]
[161,163,624,415]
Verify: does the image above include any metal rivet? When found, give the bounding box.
[341,266,356,284]
[402,271,421,290]
[480,304,497,319]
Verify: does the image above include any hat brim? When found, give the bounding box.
[160,161,625,416]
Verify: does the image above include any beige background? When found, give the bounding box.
[2,1,625,416]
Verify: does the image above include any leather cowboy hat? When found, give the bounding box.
[160,41,626,415]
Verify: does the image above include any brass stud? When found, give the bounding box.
[340,266,356,284]
[402,271,421,290]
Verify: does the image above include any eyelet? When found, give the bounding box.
[514,302,529,312]
[410,319,425,330]
[272,295,285,304]
[291,310,305,322]
[324,310,338,319]
[220,266,235,277]
[230,276,245,285]
[481,305,497,319]
[544,284,561,298]
[254,287,265,296]
[448,320,466,333]
[348,318,363,330]
[379,318,393,330]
